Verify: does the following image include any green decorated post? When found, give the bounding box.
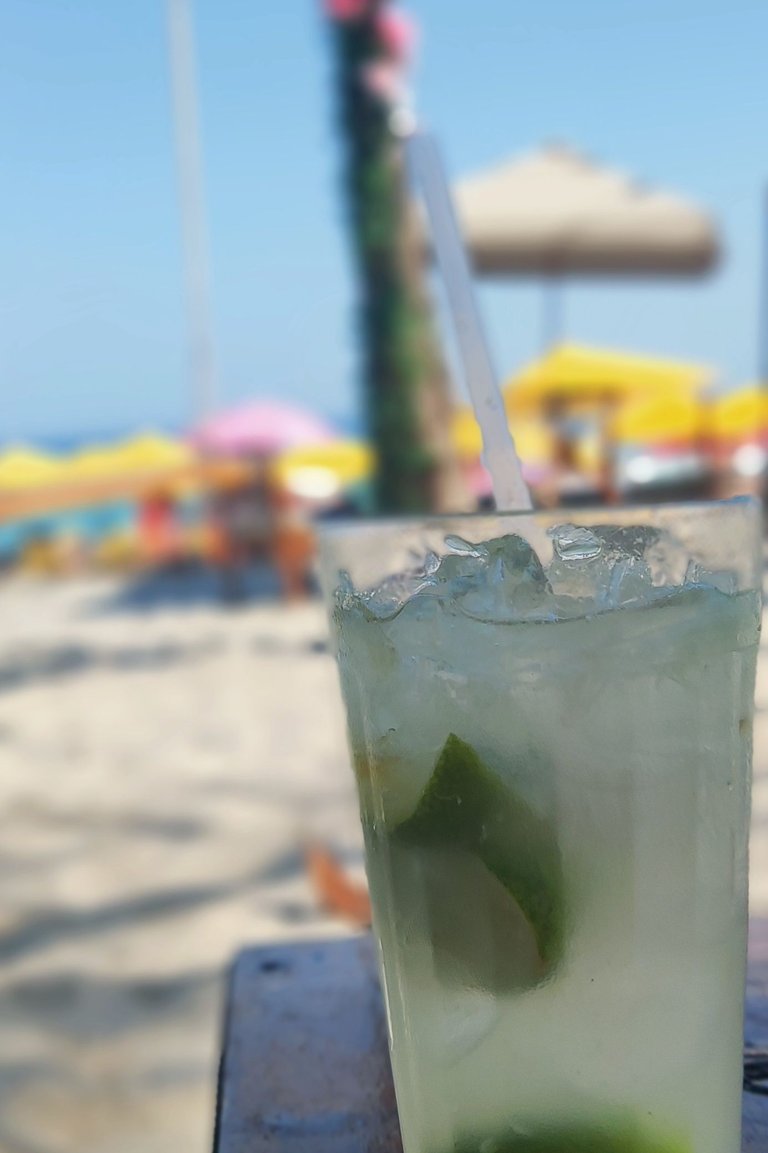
[325,0,469,514]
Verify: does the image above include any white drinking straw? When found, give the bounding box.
[402,126,532,513]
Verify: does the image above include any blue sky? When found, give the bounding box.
[1,0,767,443]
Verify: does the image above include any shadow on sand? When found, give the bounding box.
[0,637,222,696]
[0,871,265,967]
[0,968,219,1042]
[87,561,286,616]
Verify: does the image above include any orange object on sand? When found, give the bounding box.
[304,843,371,927]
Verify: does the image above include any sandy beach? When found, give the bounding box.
[0,567,767,1153]
[0,570,363,1153]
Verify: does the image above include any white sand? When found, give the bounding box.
[0,572,362,1153]
[0,569,766,1153]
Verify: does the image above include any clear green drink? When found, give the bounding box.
[321,502,761,1153]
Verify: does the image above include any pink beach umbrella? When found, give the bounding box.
[191,401,336,457]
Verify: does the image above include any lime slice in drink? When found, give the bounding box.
[398,843,548,995]
[393,734,565,986]
[453,1117,690,1153]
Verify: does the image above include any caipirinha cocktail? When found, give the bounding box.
[325,508,760,1153]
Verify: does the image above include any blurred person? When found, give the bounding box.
[208,463,273,602]
[268,475,316,602]
[138,487,181,568]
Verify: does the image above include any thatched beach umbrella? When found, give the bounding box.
[452,143,719,277]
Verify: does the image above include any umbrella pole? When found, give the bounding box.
[541,278,565,351]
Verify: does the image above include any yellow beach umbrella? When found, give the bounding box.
[109,433,193,471]
[0,447,63,490]
[64,447,125,478]
[66,433,193,478]
[272,440,374,497]
[703,386,768,441]
[0,434,201,524]
[452,408,552,465]
[506,344,712,415]
[610,393,703,445]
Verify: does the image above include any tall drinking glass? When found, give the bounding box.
[320,500,761,1153]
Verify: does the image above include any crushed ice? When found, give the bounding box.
[337,523,734,624]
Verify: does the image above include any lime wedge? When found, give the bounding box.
[393,734,565,977]
[399,844,548,994]
[453,1118,690,1153]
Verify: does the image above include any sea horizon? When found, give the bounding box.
[3,409,364,455]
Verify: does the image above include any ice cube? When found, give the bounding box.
[356,567,436,620]
[436,992,500,1066]
[423,550,441,575]
[457,535,552,621]
[547,523,657,610]
[549,524,603,562]
[591,523,661,560]
[685,560,737,596]
[444,534,489,559]
[603,555,653,609]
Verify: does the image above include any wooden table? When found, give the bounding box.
[214,934,768,1153]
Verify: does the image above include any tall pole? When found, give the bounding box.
[759,185,768,386]
[757,185,768,509]
[167,0,217,423]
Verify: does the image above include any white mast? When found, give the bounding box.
[167,0,217,422]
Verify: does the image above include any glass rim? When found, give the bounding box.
[317,495,761,544]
